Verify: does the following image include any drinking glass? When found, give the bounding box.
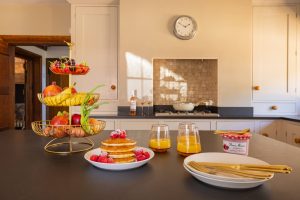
[149,124,171,152]
[177,122,201,156]
[141,98,146,116]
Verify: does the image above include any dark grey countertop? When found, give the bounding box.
[93,114,300,122]
[1,130,300,200]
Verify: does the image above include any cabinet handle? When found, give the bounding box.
[262,133,269,137]
[295,138,300,144]
[271,106,278,110]
[253,86,260,91]
[111,84,116,90]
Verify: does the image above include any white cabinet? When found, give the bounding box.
[215,120,255,132]
[252,6,297,115]
[284,122,300,147]
[70,5,118,115]
[255,120,277,139]
[117,119,160,131]
[161,120,211,131]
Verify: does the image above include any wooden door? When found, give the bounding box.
[253,6,297,101]
[46,58,69,119]
[0,39,14,129]
[72,6,118,114]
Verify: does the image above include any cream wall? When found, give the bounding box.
[119,0,252,107]
[0,3,70,35]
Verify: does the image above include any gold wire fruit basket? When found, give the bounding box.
[37,93,100,106]
[31,120,106,154]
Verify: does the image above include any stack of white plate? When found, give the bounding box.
[183,152,274,189]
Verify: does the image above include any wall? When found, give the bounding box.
[0,3,70,35]
[119,0,252,107]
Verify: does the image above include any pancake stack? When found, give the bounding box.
[100,130,137,163]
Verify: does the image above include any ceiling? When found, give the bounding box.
[0,0,68,4]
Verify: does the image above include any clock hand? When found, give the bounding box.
[179,22,186,27]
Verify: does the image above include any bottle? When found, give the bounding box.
[129,90,137,116]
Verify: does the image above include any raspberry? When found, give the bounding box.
[120,133,126,139]
[107,158,114,163]
[90,155,98,162]
[144,152,150,159]
[136,154,146,161]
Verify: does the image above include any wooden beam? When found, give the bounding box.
[0,35,70,46]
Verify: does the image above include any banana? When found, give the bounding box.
[38,91,100,106]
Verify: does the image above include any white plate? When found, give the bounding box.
[183,152,273,188]
[84,147,154,171]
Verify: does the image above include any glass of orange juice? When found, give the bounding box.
[177,122,201,156]
[149,124,171,152]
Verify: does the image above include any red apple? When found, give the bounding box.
[71,114,81,125]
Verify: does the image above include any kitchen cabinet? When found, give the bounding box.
[161,120,211,131]
[252,6,297,115]
[255,120,277,139]
[69,3,119,115]
[282,121,300,147]
[117,119,160,131]
[214,120,255,132]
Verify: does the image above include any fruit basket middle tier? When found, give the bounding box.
[32,120,106,138]
[37,92,100,106]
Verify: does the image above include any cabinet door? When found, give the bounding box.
[118,120,160,130]
[162,120,211,131]
[286,123,300,148]
[215,120,255,132]
[257,120,277,139]
[253,6,297,101]
[73,6,118,111]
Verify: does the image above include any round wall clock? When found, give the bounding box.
[173,15,197,40]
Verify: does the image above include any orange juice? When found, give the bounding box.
[177,135,201,156]
[149,138,171,152]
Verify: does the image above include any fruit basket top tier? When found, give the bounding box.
[49,58,90,75]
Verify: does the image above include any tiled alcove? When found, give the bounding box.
[153,59,218,105]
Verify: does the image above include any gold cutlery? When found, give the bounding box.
[189,161,292,174]
[188,161,272,180]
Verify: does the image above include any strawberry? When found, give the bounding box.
[90,155,98,162]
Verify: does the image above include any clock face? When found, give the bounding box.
[174,15,197,40]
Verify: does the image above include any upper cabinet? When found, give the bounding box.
[252,6,298,115]
[69,3,119,115]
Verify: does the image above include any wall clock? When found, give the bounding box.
[173,15,197,40]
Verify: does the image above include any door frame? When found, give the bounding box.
[0,35,70,129]
[15,47,42,128]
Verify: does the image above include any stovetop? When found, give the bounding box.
[155,111,220,117]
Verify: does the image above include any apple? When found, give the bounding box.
[71,114,81,125]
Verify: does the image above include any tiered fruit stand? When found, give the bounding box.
[31,42,105,154]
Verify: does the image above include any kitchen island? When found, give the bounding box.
[0,130,300,200]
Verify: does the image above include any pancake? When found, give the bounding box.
[108,151,135,158]
[101,138,136,146]
[113,157,136,163]
[100,145,135,153]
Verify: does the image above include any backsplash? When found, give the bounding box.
[153,59,218,105]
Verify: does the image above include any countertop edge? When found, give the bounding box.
[92,115,300,122]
